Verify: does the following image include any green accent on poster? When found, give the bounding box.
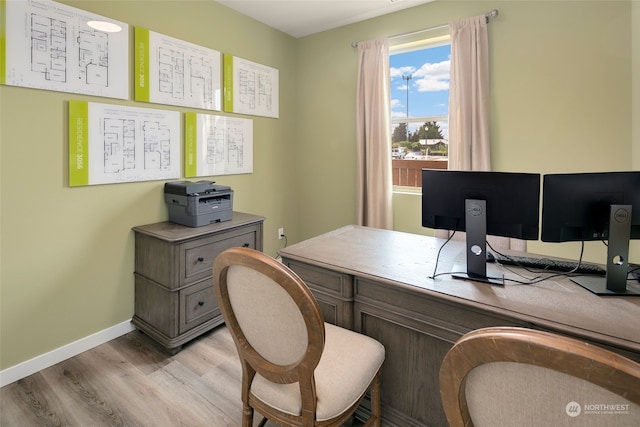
[185,112,198,178]
[0,0,7,85]
[68,101,89,186]
[223,53,234,112]
[134,27,150,102]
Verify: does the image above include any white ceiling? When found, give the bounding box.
[217,0,435,38]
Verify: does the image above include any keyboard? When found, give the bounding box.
[488,252,607,276]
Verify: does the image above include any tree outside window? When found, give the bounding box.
[390,39,450,187]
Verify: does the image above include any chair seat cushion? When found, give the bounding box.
[251,322,385,422]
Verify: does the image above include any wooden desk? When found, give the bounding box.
[278,225,640,427]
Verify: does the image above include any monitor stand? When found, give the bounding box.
[572,204,640,296]
[452,199,504,286]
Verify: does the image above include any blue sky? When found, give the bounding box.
[390,44,450,120]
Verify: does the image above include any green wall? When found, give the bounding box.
[0,0,637,371]
[295,0,637,262]
[0,0,298,370]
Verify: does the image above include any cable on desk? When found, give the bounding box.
[487,240,590,276]
[429,237,597,286]
[429,230,457,279]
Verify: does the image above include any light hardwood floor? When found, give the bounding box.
[0,326,359,427]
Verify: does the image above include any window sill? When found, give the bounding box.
[393,186,421,195]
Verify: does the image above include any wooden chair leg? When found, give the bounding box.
[371,371,382,427]
[242,404,254,427]
[362,371,382,427]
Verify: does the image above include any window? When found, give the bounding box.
[390,34,450,188]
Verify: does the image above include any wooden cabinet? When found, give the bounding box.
[132,212,264,353]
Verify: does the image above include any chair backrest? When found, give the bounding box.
[213,247,325,386]
[439,327,640,427]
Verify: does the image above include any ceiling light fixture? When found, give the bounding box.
[87,20,122,33]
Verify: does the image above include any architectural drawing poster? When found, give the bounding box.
[223,54,279,118]
[69,101,181,186]
[185,112,253,178]
[135,27,221,110]
[1,0,129,99]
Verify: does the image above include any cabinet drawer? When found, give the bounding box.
[181,229,257,286]
[284,259,353,329]
[285,260,353,299]
[180,278,220,333]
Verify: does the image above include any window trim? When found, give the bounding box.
[393,185,422,195]
[391,115,448,126]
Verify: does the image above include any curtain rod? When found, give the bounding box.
[351,9,499,48]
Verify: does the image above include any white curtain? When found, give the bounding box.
[355,38,393,229]
[448,15,491,171]
[443,15,524,250]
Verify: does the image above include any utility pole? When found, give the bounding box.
[402,74,412,142]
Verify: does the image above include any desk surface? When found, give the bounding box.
[279,225,640,354]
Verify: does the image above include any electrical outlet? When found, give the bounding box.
[278,227,285,240]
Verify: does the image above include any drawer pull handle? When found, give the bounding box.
[198,301,204,307]
[197,257,204,262]
[243,243,250,248]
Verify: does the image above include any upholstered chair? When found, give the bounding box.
[213,247,385,427]
[439,326,640,427]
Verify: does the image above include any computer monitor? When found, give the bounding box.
[541,171,640,296]
[422,169,541,285]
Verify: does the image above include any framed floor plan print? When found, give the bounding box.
[134,27,222,110]
[1,0,129,99]
[223,54,279,118]
[184,112,253,178]
[69,101,181,186]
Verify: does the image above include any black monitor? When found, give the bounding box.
[422,169,541,285]
[542,171,640,296]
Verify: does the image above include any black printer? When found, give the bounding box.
[164,180,233,227]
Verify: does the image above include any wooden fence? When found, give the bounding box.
[392,159,448,187]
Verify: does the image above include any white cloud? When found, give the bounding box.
[390,66,416,79]
[412,60,450,92]
[391,99,405,118]
[438,120,449,139]
[413,60,450,79]
[415,79,449,92]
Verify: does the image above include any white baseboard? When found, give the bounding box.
[0,320,135,388]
